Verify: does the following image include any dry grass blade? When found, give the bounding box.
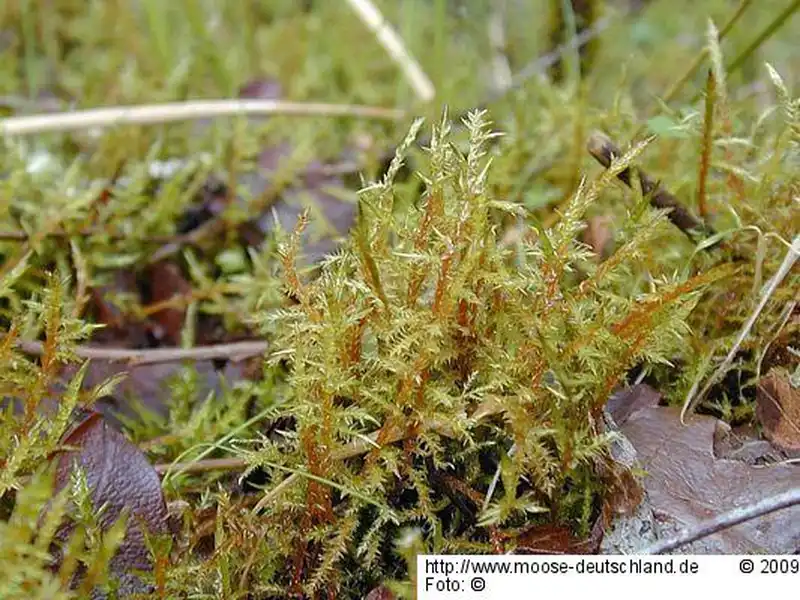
[0,100,406,135]
[344,0,435,102]
[16,339,269,365]
[725,0,800,76]
[682,235,800,421]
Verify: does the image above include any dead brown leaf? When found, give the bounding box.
[614,385,800,553]
[53,412,168,593]
[238,78,283,101]
[57,358,245,424]
[237,135,356,265]
[87,270,149,347]
[756,368,800,454]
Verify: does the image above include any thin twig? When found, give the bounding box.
[15,339,268,365]
[254,472,299,508]
[0,100,405,136]
[532,15,609,81]
[154,457,246,475]
[642,487,800,554]
[152,413,469,511]
[344,0,435,102]
[148,218,226,265]
[587,131,713,242]
[491,16,614,103]
[159,405,278,484]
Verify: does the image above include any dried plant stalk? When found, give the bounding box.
[696,70,716,218]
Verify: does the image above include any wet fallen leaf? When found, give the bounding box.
[53,412,168,593]
[606,383,661,424]
[756,368,800,454]
[233,77,357,262]
[612,385,800,553]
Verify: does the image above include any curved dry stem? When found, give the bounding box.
[643,487,800,554]
[16,339,269,365]
[0,100,406,135]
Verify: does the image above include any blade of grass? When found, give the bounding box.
[160,402,277,485]
[725,0,800,76]
[558,0,581,88]
[696,70,716,218]
[632,0,755,139]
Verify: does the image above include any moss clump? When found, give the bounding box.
[210,111,724,596]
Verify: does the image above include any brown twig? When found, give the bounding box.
[587,131,714,243]
[642,487,800,554]
[153,406,495,512]
[15,339,268,365]
[154,457,246,475]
